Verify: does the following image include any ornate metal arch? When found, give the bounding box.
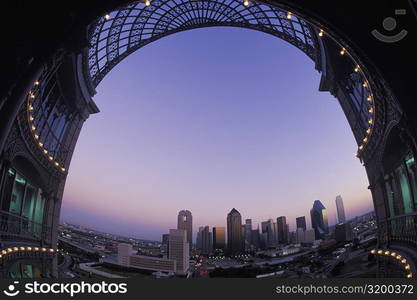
[85,0,319,87]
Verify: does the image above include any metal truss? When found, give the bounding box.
[86,0,318,87]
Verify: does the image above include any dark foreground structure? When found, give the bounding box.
[0,0,416,278]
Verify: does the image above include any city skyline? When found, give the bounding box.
[61,27,373,241]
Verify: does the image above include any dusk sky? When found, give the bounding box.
[61,27,373,241]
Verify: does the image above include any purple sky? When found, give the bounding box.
[61,27,373,241]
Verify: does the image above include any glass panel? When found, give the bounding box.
[22,264,34,278]
[405,154,417,209]
[8,262,22,279]
[34,193,45,225]
[22,183,37,219]
[395,164,413,214]
[10,174,26,214]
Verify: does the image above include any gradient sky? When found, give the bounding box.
[61,27,373,241]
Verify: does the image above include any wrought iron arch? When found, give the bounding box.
[86,0,319,87]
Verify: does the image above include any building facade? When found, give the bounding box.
[310,200,329,240]
[296,216,307,231]
[177,210,192,251]
[212,227,225,251]
[335,195,346,223]
[227,208,244,254]
[168,229,189,275]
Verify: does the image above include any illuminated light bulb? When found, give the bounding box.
[370,249,376,254]
[363,137,368,143]
[61,167,66,172]
[29,116,34,121]
[367,95,373,102]
[354,65,360,72]
[366,128,371,134]
[363,81,368,88]
[7,248,12,253]
[318,29,324,37]
[49,248,55,252]
[27,247,32,251]
[34,81,40,86]
[145,0,151,6]
[286,12,292,19]
[405,264,411,270]
[54,161,59,166]
[29,92,35,99]
[384,250,390,255]
[104,14,110,20]
[34,134,39,139]
[34,247,39,251]
[359,145,364,150]
[377,250,383,254]
[31,125,36,131]
[38,142,43,147]
[368,119,373,125]
[43,149,48,154]
[340,48,346,55]
[28,105,34,111]
[402,259,407,264]
[42,248,47,252]
[1,250,6,255]
[48,156,53,161]
[396,255,402,260]
[0,255,2,258]
[13,247,18,251]
[243,0,249,6]
[407,273,413,278]
[368,107,373,113]
[391,252,396,257]
[20,247,25,251]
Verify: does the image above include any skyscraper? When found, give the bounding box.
[335,195,346,223]
[244,219,252,250]
[200,226,212,255]
[277,216,288,244]
[227,208,244,254]
[261,219,277,248]
[177,210,192,250]
[161,233,170,257]
[168,229,189,275]
[296,216,307,231]
[310,200,329,240]
[213,227,226,251]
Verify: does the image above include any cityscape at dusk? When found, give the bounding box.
[61,28,373,241]
[2,0,416,288]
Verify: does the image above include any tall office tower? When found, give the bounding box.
[196,226,204,250]
[213,227,226,251]
[251,228,260,249]
[161,233,170,257]
[276,216,288,244]
[227,208,244,254]
[177,210,193,250]
[310,200,329,240]
[244,219,252,250]
[200,226,212,255]
[335,195,346,223]
[261,219,277,248]
[334,222,354,242]
[296,216,307,231]
[168,229,189,275]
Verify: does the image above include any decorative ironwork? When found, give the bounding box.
[86,0,318,87]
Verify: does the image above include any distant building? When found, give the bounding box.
[196,226,204,251]
[277,216,288,244]
[296,228,305,244]
[169,229,189,275]
[213,227,226,251]
[117,243,176,273]
[296,216,307,231]
[227,208,244,254]
[335,222,354,242]
[310,200,329,239]
[261,219,277,248]
[177,210,193,251]
[304,229,316,243]
[251,228,260,249]
[161,233,170,257]
[335,195,346,223]
[200,226,212,255]
[244,219,252,250]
